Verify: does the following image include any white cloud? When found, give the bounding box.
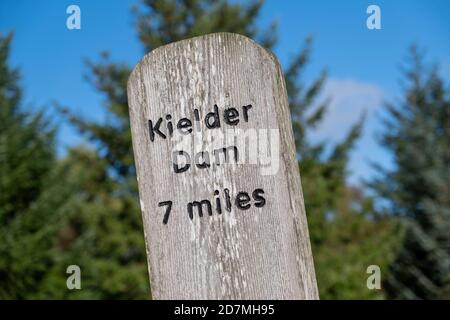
[310,78,384,144]
[308,78,387,185]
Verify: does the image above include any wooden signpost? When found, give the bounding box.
[127,32,318,299]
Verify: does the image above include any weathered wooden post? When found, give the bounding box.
[127,32,318,299]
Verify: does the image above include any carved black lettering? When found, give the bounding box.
[214,190,222,214]
[194,108,200,121]
[173,150,191,173]
[166,114,173,136]
[224,188,232,212]
[242,104,252,122]
[148,118,166,142]
[252,188,266,207]
[159,201,173,225]
[177,117,193,134]
[195,151,211,169]
[224,107,239,125]
[236,192,251,210]
[214,146,238,164]
[187,200,212,219]
[205,104,221,128]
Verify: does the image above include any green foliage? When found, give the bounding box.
[372,47,450,299]
[0,33,148,299]
[312,186,401,299]
[34,147,149,299]
[58,0,397,299]
[57,0,277,300]
[0,33,61,298]
[134,0,277,51]
[1,0,402,299]
[282,33,400,300]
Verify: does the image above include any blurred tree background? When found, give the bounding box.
[371,47,450,299]
[0,0,448,299]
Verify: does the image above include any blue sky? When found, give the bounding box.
[1,0,449,185]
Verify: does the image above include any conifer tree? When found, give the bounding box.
[0,34,64,298]
[56,0,393,299]
[0,1,404,299]
[372,47,450,299]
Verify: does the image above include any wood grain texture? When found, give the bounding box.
[127,32,318,300]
